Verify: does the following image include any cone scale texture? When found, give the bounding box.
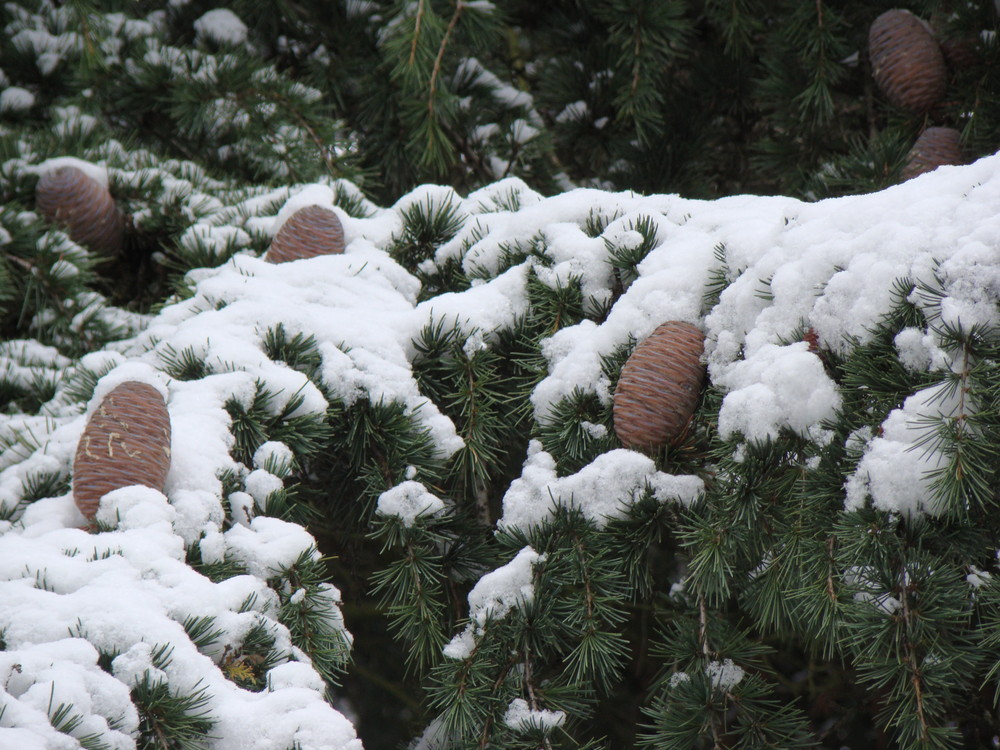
[266,205,346,263]
[869,9,947,113]
[902,127,963,181]
[613,321,706,452]
[72,382,172,522]
[35,166,124,256]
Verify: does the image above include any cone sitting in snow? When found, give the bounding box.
[73,381,172,523]
[35,161,124,256]
[869,9,947,113]
[613,321,706,453]
[267,205,345,263]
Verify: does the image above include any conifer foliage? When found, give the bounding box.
[0,3,998,750]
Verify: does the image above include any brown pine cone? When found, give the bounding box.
[901,127,963,181]
[938,35,979,70]
[266,205,345,263]
[73,381,172,523]
[35,166,124,256]
[613,321,706,453]
[869,10,947,113]
[930,14,980,70]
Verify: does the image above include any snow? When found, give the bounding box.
[416,265,529,347]
[376,481,448,526]
[194,9,249,46]
[968,567,991,588]
[253,441,294,475]
[0,519,360,750]
[224,516,319,579]
[705,659,745,690]
[555,100,588,123]
[443,547,543,660]
[0,85,34,111]
[894,327,949,373]
[271,184,338,237]
[52,105,97,137]
[85,362,170,416]
[129,249,461,458]
[844,383,958,517]
[0,340,70,394]
[244,470,283,510]
[456,58,534,111]
[34,156,109,189]
[94,486,177,532]
[180,223,251,257]
[715,342,840,441]
[668,671,691,688]
[503,698,566,732]
[499,441,702,531]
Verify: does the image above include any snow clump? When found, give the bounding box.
[444,547,544,660]
[193,9,249,45]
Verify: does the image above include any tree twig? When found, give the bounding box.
[409,0,426,66]
[900,564,929,739]
[428,1,464,121]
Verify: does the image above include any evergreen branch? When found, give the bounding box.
[427,0,464,126]
[261,89,342,178]
[899,563,930,742]
[475,653,517,750]
[370,518,449,674]
[522,644,554,750]
[697,586,728,747]
[698,594,713,661]
[629,15,644,102]
[409,0,426,66]
[825,534,837,604]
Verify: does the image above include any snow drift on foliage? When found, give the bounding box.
[499,440,703,531]
[0,146,998,745]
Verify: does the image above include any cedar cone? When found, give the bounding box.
[266,205,345,263]
[73,381,172,523]
[938,35,978,70]
[613,321,705,453]
[931,14,979,70]
[869,10,947,113]
[901,127,963,181]
[35,166,124,256]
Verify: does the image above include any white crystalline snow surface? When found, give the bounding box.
[449,164,998,449]
[845,383,958,517]
[0,498,361,750]
[193,8,249,45]
[499,440,703,531]
[444,547,543,660]
[705,658,745,690]
[376,481,448,527]
[503,697,566,732]
[0,85,35,111]
[133,249,463,461]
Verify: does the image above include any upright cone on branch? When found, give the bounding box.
[902,127,963,181]
[869,9,947,113]
[266,205,346,263]
[72,381,172,523]
[613,321,706,453]
[35,166,124,256]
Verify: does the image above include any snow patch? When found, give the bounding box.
[499,441,702,531]
[193,9,248,45]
